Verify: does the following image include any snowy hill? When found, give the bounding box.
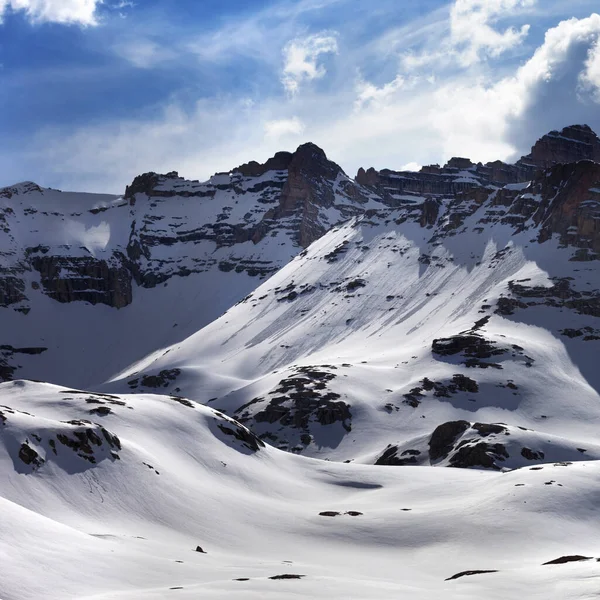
[3,380,600,600]
[3,124,600,598]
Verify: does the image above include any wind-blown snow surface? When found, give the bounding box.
[2,380,600,600]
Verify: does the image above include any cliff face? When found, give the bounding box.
[0,141,373,329]
[355,124,600,202]
[518,124,600,170]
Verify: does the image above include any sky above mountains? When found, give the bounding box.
[1,0,600,193]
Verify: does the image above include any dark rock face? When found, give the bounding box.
[446,570,498,581]
[0,346,47,382]
[233,151,293,177]
[521,447,545,460]
[543,555,592,565]
[18,443,44,468]
[5,125,600,321]
[428,421,512,469]
[235,366,351,452]
[449,440,508,470]
[403,375,479,407]
[375,445,420,466]
[55,421,121,463]
[30,254,132,308]
[127,369,181,390]
[497,277,600,318]
[261,143,370,247]
[0,276,27,307]
[217,422,265,453]
[429,421,470,461]
[518,125,600,170]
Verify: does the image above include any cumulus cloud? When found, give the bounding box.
[501,13,600,154]
[281,32,338,94]
[403,0,536,70]
[5,0,600,194]
[0,0,100,25]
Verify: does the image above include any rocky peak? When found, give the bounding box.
[263,143,352,247]
[0,182,43,199]
[124,172,161,202]
[233,151,293,177]
[444,157,474,170]
[518,124,600,170]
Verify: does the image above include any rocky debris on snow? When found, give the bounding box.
[429,421,512,469]
[432,332,532,369]
[55,421,121,463]
[235,366,351,453]
[4,413,122,471]
[543,555,593,565]
[274,282,316,302]
[18,442,44,469]
[445,570,498,581]
[497,277,600,318]
[216,421,265,453]
[560,326,600,340]
[376,446,421,466]
[521,447,545,460]
[324,240,350,262]
[429,421,471,462]
[127,369,181,389]
[402,374,479,407]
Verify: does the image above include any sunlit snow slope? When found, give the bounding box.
[2,380,600,600]
[108,160,600,471]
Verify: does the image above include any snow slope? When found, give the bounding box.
[2,380,600,600]
[0,148,379,388]
[105,169,600,471]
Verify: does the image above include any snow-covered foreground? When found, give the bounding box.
[2,380,600,600]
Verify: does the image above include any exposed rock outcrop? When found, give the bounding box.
[518,124,600,170]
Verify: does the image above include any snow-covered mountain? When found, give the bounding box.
[3,124,600,599]
[0,144,376,387]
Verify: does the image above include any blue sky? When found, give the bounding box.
[1,0,600,192]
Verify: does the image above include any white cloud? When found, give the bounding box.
[580,39,600,100]
[281,32,338,94]
[354,75,404,110]
[450,0,535,66]
[264,117,305,139]
[403,0,536,71]
[5,1,600,194]
[0,0,100,25]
